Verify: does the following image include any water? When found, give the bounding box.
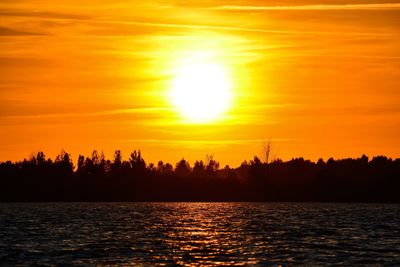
[0,203,399,266]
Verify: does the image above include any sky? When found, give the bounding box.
[0,0,399,166]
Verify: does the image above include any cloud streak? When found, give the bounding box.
[87,19,396,37]
[0,107,171,120]
[0,8,390,37]
[0,26,45,36]
[0,9,89,19]
[103,138,295,147]
[214,3,400,11]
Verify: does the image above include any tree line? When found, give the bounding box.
[0,150,399,202]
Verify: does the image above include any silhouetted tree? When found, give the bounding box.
[55,150,73,175]
[205,155,219,172]
[129,150,146,172]
[0,151,399,202]
[175,159,191,177]
[193,160,206,176]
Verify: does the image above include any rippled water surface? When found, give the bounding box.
[1,203,399,266]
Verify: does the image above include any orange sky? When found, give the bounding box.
[1,0,399,166]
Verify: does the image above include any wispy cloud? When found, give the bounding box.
[87,19,394,37]
[213,3,400,11]
[0,8,388,37]
[103,138,295,147]
[0,26,45,36]
[0,0,399,162]
[0,9,89,19]
[0,107,171,120]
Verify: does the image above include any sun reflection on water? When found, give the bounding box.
[2,203,398,266]
[153,203,259,266]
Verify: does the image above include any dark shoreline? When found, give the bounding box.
[1,151,399,202]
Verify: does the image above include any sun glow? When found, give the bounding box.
[170,62,232,123]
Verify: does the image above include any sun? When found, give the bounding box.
[170,62,232,123]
